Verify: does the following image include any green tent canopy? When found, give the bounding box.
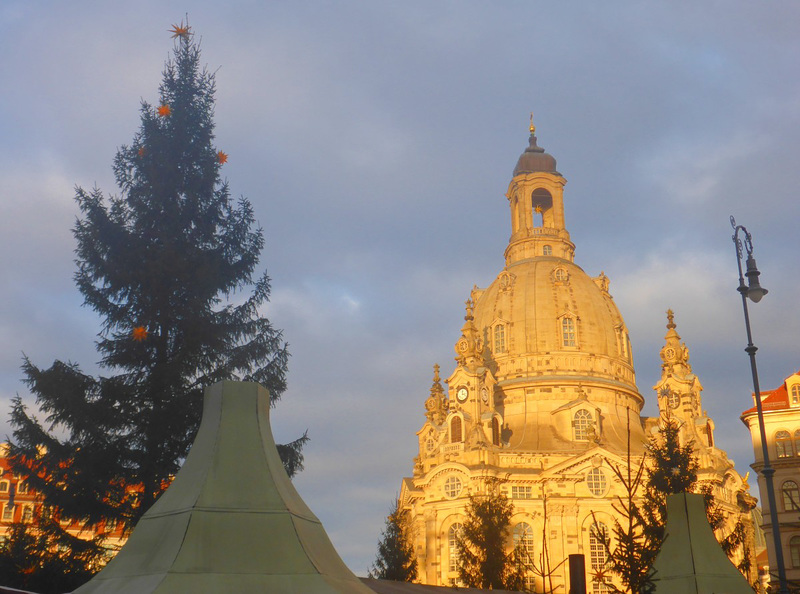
[651,492,753,594]
[73,381,375,594]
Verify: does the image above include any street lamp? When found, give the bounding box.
[731,215,788,594]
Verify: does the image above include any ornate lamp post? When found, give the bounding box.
[730,216,789,594]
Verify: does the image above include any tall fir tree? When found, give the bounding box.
[369,499,417,582]
[456,481,526,590]
[5,22,305,584]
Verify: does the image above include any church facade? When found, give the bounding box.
[399,122,757,592]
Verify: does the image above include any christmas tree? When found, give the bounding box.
[369,499,417,582]
[5,22,305,587]
[456,481,526,590]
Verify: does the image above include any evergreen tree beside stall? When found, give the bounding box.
[370,499,417,582]
[3,23,305,589]
[456,482,526,590]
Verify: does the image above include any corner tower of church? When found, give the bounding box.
[399,121,755,591]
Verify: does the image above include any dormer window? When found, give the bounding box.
[562,318,577,347]
[792,384,800,405]
[573,409,593,441]
[543,245,552,256]
[494,324,507,353]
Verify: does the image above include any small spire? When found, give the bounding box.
[432,364,440,384]
[666,309,676,330]
[464,298,474,321]
[529,112,536,134]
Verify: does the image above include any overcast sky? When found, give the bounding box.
[2,1,799,576]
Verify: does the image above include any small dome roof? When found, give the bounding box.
[513,132,557,176]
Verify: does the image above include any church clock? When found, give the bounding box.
[456,387,468,403]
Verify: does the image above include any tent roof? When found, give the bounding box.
[73,381,374,594]
[651,492,753,594]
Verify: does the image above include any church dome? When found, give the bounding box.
[512,130,557,176]
[471,257,636,391]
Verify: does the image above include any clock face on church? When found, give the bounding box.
[456,387,468,402]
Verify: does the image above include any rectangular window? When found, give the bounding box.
[494,324,506,353]
[562,318,576,347]
[511,485,533,499]
[21,506,33,523]
[2,505,13,522]
[0,481,8,493]
[17,482,29,494]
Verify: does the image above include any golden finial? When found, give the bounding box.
[666,309,676,330]
[529,112,536,134]
[433,364,440,383]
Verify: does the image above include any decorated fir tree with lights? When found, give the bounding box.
[5,23,305,586]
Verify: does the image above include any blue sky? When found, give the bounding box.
[1,1,799,575]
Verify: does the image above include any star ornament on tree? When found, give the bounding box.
[591,567,611,585]
[217,151,228,164]
[157,104,171,117]
[132,326,148,342]
[169,22,191,40]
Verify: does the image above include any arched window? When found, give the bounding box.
[531,188,552,227]
[494,324,506,353]
[451,417,462,443]
[782,480,800,512]
[586,468,607,497]
[448,523,463,573]
[795,430,800,456]
[776,431,793,458]
[513,522,536,590]
[492,417,501,446]
[589,523,613,593]
[562,318,576,347]
[792,385,800,405]
[574,410,593,441]
[791,536,800,569]
[444,476,463,499]
[543,245,552,256]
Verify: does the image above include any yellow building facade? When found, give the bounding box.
[399,122,756,592]
[741,370,800,586]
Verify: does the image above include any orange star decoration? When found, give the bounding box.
[138,147,146,157]
[132,326,148,342]
[591,568,611,585]
[157,104,171,117]
[169,23,191,40]
[217,151,228,164]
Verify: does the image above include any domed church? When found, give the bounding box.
[398,120,757,592]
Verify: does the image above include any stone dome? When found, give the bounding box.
[472,256,638,394]
[513,132,557,176]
